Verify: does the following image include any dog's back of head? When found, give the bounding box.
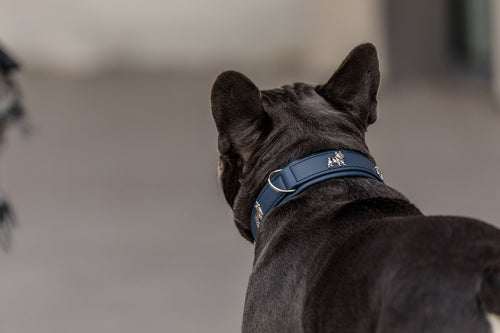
[211,43,381,240]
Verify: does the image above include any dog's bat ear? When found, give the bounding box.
[316,43,380,128]
[211,71,266,153]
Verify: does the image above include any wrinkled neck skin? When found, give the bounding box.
[228,83,421,244]
[231,124,417,244]
[231,90,376,241]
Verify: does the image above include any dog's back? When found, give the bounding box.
[242,182,500,332]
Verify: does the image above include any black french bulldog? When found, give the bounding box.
[0,45,25,250]
[211,43,500,332]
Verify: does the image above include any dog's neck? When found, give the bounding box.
[249,150,384,239]
[231,144,399,242]
[251,177,422,260]
[232,138,375,241]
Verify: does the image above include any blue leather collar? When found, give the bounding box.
[250,150,384,240]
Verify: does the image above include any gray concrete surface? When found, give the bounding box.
[0,73,498,332]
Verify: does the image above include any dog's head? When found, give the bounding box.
[211,43,380,241]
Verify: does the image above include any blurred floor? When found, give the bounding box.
[0,72,498,332]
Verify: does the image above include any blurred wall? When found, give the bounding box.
[385,0,448,79]
[307,0,388,76]
[0,0,386,76]
[493,0,500,103]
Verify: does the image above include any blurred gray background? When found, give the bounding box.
[0,0,499,332]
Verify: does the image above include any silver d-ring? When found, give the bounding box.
[267,169,296,193]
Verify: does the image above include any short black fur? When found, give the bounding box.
[211,43,500,332]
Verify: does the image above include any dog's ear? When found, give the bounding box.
[211,71,267,209]
[211,70,266,155]
[316,43,380,128]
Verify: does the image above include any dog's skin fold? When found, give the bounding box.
[211,43,500,332]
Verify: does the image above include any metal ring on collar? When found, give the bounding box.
[267,169,296,193]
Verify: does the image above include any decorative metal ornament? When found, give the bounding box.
[328,151,346,168]
[254,201,263,228]
[375,166,384,180]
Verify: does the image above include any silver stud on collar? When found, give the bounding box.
[254,201,263,228]
[375,166,384,180]
[328,151,346,168]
